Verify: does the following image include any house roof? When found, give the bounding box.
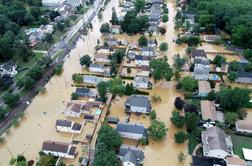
[191,49,207,58]
[238,72,252,78]
[56,119,72,127]
[0,61,16,72]
[201,126,229,153]
[119,145,145,161]
[116,122,147,136]
[134,76,149,84]
[125,95,151,109]
[65,102,82,113]
[72,123,82,131]
[42,140,71,153]
[194,58,209,66]
[236,120,252,131]
[83,75,102,84]
[76,88,90,94]
[242,148,252,161]
[135,55,152,60]
[84,114,94,120]
[200,100,217,121]
[123,151,137,165]
[198,81,211,94]
[89,63,104,69]
[106,116,119,123]
[141,47,154,52]
[226,156,246,166]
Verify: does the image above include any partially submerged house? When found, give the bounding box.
[111,25,121,34]
[198,81,211,97]
[135,55,152,66]
[203,35,221,43]
[147,39,157,48]
[193,58,210,80]
[235,120,252,133]
[83,75,102,85]
[118,145,145,166]
[96,46,114,54]
[106,116,119,124]
[75,88,98,98]
[235,72,252,84]
[125,95,151,114]
[133,76,152,89]
[41,140,77,158]
[55,119,82,133]
[116,122,148,140]
[89,63,105,73]
[64,102,91,118]
[141,47,155,56]
[94,54,110,64]
[191,49,207,60]
[201,126,233,159]
[200,100,217,121]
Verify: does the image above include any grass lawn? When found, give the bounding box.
[231,134,252,159]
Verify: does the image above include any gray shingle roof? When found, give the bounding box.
[89,63,104,69]
[119,145,145,162]
[116,122,147,136]
[42,140,70,153]
[125,95,151,109]
[123,151,137,165]
[134,76,149,84]
[56,120,72,127]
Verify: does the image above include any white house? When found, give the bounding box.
[116,122,148,140]
[147,39,157,47]
[201,126,233,159]
[118,145,145,166]
[42,0,65,7]
[42,140,77,159]
[135,55,151,66]
[94,54,110,64]
[133,76,151,89]
[141,47,155,56]
[83,75,102,85]
[89,63,105,73]
[55,119,83,133]
[75,88,98,98]
[235,120,252,133]
[0,61,17,77]
[97,46,114,54]
[193,57,210,80]
[40,24,54,34]
[63,102,90,118]
[125,95,151,114]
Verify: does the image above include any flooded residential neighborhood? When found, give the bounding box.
[0,0,252,166]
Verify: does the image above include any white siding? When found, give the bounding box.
[130,106,148,114]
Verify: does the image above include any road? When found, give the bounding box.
[0,0,106,135]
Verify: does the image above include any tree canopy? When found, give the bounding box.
[150,58,173,81]
[138,35,147,47]
[107,77,125,97]
[180,76,198,92]
[148,120,167,140]
[170,111,185,128]
[133,0,145,12]
[80,54,92,67]
[100,23,111,34]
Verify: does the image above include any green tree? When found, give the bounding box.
[148,120,167,140]
[229,61,240,72]
[110,10,119,25]
[180,76,198,92]
[162,14,168,23]
[138,35,147,47]
[3,92,20,107]
[0,107,8,121]
[224,112,239,125]
[174,131,188,144]
[187,36,200,46]
[56,22,65,31]
[227,71,238,82]
[177,151,186,163]
[110,59,117,75]
[80,54,92,67]
[134,0,145,12]
[100,23,111,34]
[54,64,63,75]
[44,34,54,44]
[217,87,250,112]
[28,64,44,81]
[150,110,156,120]
[213,55,226,67]
[72,74,83,84]
[37,155,56,166]
[159,42,168,51]
[97,81,108,102]
[127,67,131,73]
[107,77,125,97]
[93,150,120,166]
[150,58,173,81]
[185,112,197,133]
[124,83,135,95]
[173,54,187,71]
[170,111,185,128]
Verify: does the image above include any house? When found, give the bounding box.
[133,76,152,89]
[125,95,151,114]
[118,145,145,166]
[200,100,217,121]
[41,140,77,158]
[0,61,17,77]
[54,15,66,23]
[83,75,102,85]
[111,25,121,34]
[235,72,252,84]
[193,58,210,80]
[191,49,207,59]
[75,88,98,98]
[64,102,90,118]
[235,120,252,133]
[40,24,54,34]
[57,4,76,17]
[84,114,95,121]
[106,116,119,124]
[116,122,148,140]
[97,46,114,54]
[104,37,118,47]
[151,0,163,4]
[136,69,150,77]
[141,47,155,56]
[94,54,110,63]
[65,0,84,7]
[135,55,152,66]
[226,156,246,166]
[198,81,211,97]
[201,126,233,159]
[25,28,45,46]
[89,63,105,73]
[42,0,65,7]
[56,119,82,133]
[203,35,221,43]
[147,39,157,48]
[128,51,137,60]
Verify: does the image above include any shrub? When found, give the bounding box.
[150,110,156,120]
[159,27,166,34]
[174,97,184,110]
[174,131,188,144]
[54,64,63,75]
